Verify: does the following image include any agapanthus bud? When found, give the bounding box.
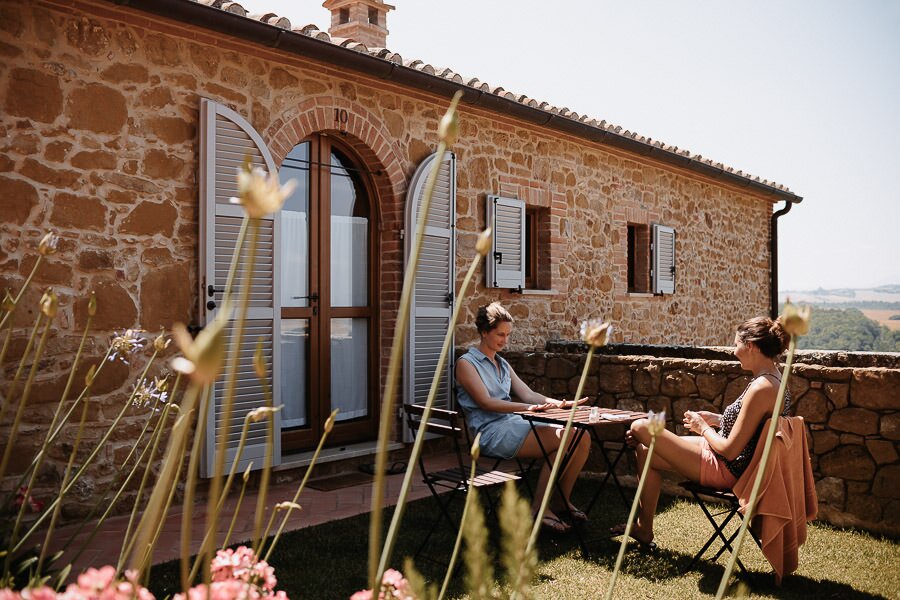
[38,231,59,256]
[438,110,459,146]
[324,409,338,434]
[85,364,97,387]
[170,319,226,385]
[275,501,302,511]
[646,410,666,436]
[243,463,253,482]
[781,300,811,337]
[580,319,612,347]
[153,330,170,352]
[2,290,15,313]
[230,158,296,219]
[247,406,278,423]
[154,376,168,393]
[471,432,482,461]
[253,337,267,379]
[40,288,58,318]
[88,291,97,317]
[475,228,492,257]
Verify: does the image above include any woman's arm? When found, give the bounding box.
[455,359,534,413]
[684,379,777,460]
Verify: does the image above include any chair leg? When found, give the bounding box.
[683,492,748,574]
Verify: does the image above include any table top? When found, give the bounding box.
[515,406,648,427]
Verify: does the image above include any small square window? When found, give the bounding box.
[368,7,379,25]
[627,223,650,293]
[339,8,350,24]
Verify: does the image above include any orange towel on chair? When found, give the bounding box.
[732,416,818,584]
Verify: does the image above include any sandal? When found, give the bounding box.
[566,508,589,523]
[609,523,657,551]
[537,514,571,534]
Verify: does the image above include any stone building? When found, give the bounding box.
[1,0,812,484]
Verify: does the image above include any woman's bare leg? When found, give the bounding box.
[517,426,589,516]
[627,419,704,541]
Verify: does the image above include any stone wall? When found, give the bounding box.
[3,0,784,508]
[504,344,900,536]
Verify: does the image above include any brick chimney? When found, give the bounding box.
[322,0,394,48]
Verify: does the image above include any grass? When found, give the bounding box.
[147,482,898,599]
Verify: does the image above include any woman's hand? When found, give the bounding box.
[695,410,721,427]
[527,397,589,412]
[682,410,709,435]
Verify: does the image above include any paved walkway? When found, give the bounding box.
[47,453,459,576]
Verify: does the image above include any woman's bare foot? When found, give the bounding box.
[609,522,655,546]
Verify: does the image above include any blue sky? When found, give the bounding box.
[237,0,900,291]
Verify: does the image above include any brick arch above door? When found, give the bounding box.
[265,98,408,210]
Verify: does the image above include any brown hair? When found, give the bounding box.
[474,302,513,334]
[736,316,789,358]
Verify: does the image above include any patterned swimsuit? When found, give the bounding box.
[716,373,792,478]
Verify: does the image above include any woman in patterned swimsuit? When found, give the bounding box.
[613,316,792,548]
[456,302,591,533]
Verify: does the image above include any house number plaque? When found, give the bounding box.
[334,108,349,130]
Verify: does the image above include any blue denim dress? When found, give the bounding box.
[456,347,534,459]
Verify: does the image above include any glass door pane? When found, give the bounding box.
[280,142,311,308]
[280,319,310,427]
[330,317,368,422]
[330,151,369,308]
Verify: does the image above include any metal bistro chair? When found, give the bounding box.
[403,403,520,564]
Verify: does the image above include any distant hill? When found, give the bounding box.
[780,285,900,308]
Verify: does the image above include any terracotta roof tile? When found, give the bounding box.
[199,1,793,194]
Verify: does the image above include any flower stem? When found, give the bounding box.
[0,255,42,331]
[525,346,595,558]
[368,91,462,590]
[181,384,212,591]
[253,369,275,554]
[605,435,657,599]
[222,467,252,550]
[714,335,797,599]
[0,311,41,434]
[377,250,483,578]
[438,456,480,600]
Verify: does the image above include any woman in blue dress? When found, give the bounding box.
[615,316,793,549]
[455,302,590,533]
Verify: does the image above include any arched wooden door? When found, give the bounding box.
[278,134,379,450]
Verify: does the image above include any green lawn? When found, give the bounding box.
[148,485,898,599]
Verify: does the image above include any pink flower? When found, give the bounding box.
[0,590,23,600]
[59,566,155,600]
[14,487,45,513]
[350,569,413,600]
[22,589,58,600]
[210,546,277,593]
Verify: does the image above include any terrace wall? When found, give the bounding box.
[504,344,900,536]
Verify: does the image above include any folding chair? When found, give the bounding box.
[403,404,520,564]
[457,407,537,499]
[679,481,762,574]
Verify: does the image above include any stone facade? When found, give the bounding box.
[504,343,900,535]
[2,0,790,509]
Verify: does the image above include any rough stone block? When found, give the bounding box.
[815,476,845,507]
[696,373,726,400]
[865,440,898,465]
[847,493,882,522]
[598,365,632,393]
[881,413,900,441]
[74,280,137,331]
[872,464,900,498]
[5,67,63,122]
[120,201,177,236]
[661,370,698,396]
[633,364,661,395]
[724,376,752,404]
[788,375,810,400]
[824,382,849,409]
[795,389,829,423]
[0,175,38,224]
[819,446,876,481]
[851,369,900,410]
[50,192,107,231]
[546,356,577,379]
[140,262,192,329]
[811,430,840,454]
[67,83,127,133]
[828,407,879,436]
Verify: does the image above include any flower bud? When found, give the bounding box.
[580,319,612,347]
[646,410,666,437]
[88,291,97,317]
[275,501,302,511]
[247,406,277,423]
[253,337,267,379]
[438,110,459,146]
[243,463,253,481]
[153,330,170,352]
[154,376,168,393]
[38,231,59,256]
[40,288,58,318]
[2,290,15,313]
[324,409,338,434]
[475,228,492,257]
[471,432,481,461]
[85,364,97,387]
[781,300,811,337]
[231,158,297,219]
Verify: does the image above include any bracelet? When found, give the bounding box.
[700,426,712,437]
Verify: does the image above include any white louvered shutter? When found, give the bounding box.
[486,195,525,289]
[403,151,456,441]
[199,99,281,477]
[652,223,676,295]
